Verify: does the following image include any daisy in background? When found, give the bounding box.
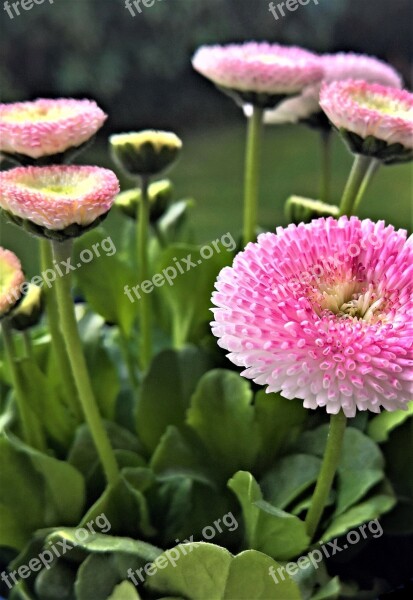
[211,216,413,539]
[0,98,106,161]
[193,42,323,246]
[320,82,413,217]
[257,52,403,204]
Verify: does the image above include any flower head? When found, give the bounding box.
[0,166,119,240]
[192,42,323,108]
[263,53,403,127]
[0,248,25,319]
[212,217,413,418]
[320,81,413,163]
[110,131,182,177]
[115,179,173,221]
[9,283,43,331]
[0,98,107,159]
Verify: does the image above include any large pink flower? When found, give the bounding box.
[212,217,413,418]
[263,53,403,125]
[0,248,25,319]
[0,166,119,236]
[0,98,107,159]
[319,81,413,161]
[192,42,323,107]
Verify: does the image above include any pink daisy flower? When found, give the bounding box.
[211,217,413,418]
[0,98,107,159]
[0,248,25,319]
[319,81,413,163]
[263,53,403,126]
[0,166,119,239]
[192,42,323,108]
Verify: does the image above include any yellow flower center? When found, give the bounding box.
[352,91,413,120]
[0,259,17,296]
[3,105,74,124]
[312,282,386,323]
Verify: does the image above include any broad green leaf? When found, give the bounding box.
[228,471,310,561]
[47,530,161,563]
[75,471,155,538]
[322,493,396,541]
[254,391,307,472]
[136,346,212,454]
[0,436,84,551]
[151,425,216,488]
[187,370,260,480]
[34,561,76,600]
[157,199,194,243]
[108,581,142,600]
[261,454,321,510]
[74,229,137,335]
[155,242,232,347]
[368,402,413,442]
[146,543,301,599]
[74,554,120,600]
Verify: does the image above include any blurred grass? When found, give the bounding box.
[1,124,411,275]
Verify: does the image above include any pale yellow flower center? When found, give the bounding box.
[314,282,386,323]
[352,92,413,120]
[246,54,295,67]
[17,175,95,199]
[0,259,17,296]
[3,105,75,123]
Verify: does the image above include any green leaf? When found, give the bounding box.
[228,471,310,561]
[157,199,194,242]
[136,346,212,454]
[260,454,322,510]
[34,561,76,600]
[368,401,413,442]
[74,229,137,335]
[75,554,121,600]
[107,581,142,600]
[322,493,396,541]
[254,391,307,472]
[75,471,155,538]
[47,529,161,563]
[0,436,85,551]
[187,370,260,480]
[146,542,301,599]
[155,242,232,347]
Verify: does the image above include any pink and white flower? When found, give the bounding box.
[263,53,403,125]
[319,81,413,151]
[0,166,119,232]
[212,217,413,418]
[192,42,323,107]
[0,248,25,318]
[0,98,107,159]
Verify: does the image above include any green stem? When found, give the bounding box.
[40,240,81,420]
[51,240,119,486]
[22,330,34,361]
[2,321,45,450]
[137,177,152,371]
[305,411,347,540]
[119,330,139,390]
[352,159,380,215]
[320,130,332,204]
[243,106,264,246]
[339,155,375,217]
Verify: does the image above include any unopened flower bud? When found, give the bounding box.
[115,179,173,222]
[9,284,43,331]
[285,196,339,225]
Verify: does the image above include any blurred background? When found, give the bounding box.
[1,0,412,272]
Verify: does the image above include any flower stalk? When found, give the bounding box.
[137,176,152,371]
[51,239,119,486]
[339,154,375,217]
[243,106,264,246]
[305,411,347,540]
